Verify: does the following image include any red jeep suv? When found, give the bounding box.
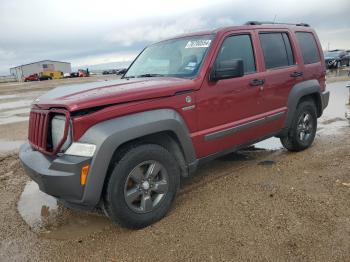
[20,21,329,228]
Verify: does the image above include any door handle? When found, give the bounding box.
[250,79,265,86]
[290,71,303,77]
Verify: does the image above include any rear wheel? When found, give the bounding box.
[280,100,317,152]
[103,144,180,228]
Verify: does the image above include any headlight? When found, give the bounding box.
[50,114,71,151]
[65,143,96,157]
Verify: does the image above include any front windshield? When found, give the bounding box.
[124,35,213,79]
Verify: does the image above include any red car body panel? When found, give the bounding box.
[36,77,200,111]
[25,75,39,81]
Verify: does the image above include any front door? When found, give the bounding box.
[193,31,268,158]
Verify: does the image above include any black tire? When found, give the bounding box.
[280,100,317,152]
[103,144,180,229]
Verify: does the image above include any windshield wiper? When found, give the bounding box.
[124,73,165,79]
[136,73,165,78]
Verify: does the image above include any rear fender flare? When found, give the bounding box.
[284,79,322,131]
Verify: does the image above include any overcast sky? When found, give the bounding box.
[0,0,349,74]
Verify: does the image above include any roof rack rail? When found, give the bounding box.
[244,21,310,27]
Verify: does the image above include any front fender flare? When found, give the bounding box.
[76,109,196,207]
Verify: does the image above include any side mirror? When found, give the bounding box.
[210,59,244,81]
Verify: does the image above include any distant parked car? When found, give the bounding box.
[70,72,79,78]
[78,69,89,77]
[63,73,71,78]
[345,50,350,61]
[24,74,52,82]
[324,50,350,69]
[24,74,39,82]
[39,75,52,81]
[117,68,127,75]
[103,69,117,75]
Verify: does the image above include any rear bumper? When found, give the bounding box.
[321,91,330,111]
[19,142,91,204]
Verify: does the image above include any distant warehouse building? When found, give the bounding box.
[10,60,71,81]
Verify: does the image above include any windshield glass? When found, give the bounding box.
[124,35,213,79]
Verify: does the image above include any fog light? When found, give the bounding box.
[81,165,90,185]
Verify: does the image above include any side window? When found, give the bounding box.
[259,32,295,69]
[216,34,256,74]
[295,32,320,64]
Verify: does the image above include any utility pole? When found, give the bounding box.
[273,15,277,23]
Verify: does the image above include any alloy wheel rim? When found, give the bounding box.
[124,160,169,213]
[297,112,313,142]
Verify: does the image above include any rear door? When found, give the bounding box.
[255,29,303,121]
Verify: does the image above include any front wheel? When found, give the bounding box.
[280,100,317,152]
[103,144,180,229]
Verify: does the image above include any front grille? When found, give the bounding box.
[28,109,70,155]
[28,110,50,151]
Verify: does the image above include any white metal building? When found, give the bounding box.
[10,60,71,81]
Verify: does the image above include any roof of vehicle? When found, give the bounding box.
[163,21,314,41]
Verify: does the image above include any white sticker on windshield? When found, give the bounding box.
[185,40,211,48]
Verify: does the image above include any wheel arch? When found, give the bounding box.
[76,109,197,207]
[106,130,189,179]
[282,79,323,135]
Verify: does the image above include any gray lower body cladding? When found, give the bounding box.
[321,90,330,111]
[282,80,329,135]
[19,143,91,203]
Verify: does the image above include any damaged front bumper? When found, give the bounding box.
[19,142,91,203]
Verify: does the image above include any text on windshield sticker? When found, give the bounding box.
[185,40,211,48]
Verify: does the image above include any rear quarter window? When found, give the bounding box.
[295,32,320,64]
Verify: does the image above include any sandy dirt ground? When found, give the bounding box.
[0,73,349,261]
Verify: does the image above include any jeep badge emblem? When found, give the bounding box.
[185,96,192,103]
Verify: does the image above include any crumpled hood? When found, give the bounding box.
[33,77,196,111]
